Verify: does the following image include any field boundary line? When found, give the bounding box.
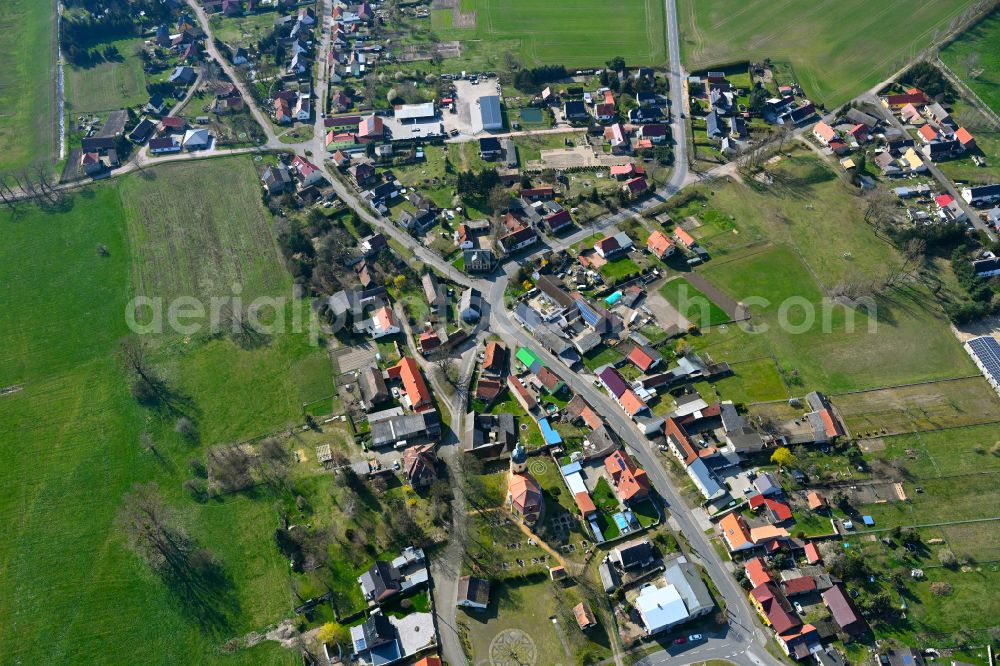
[852,515,1000,536]
[829,374,984,397]
[871,419,1000,440]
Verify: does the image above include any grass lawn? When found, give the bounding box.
[65,37,149,114]
[432,0,666,68]
[209,12,279,48]
[677,0,978,107]
[461,577,613,664]
[0,0,56,169]
[599,257,641,282]
[936,125,1000,187]
[695,357,789,404]
[861,474,1000,529]
[940,8,1000,116]
[0,155,337,663]
[592,477,620,513]
[842,530,1000,647]
[877,422,1000,478]
[631,498,660,528]
[514,131,587,162]
[660,277,729,327]
[581,344,625,372]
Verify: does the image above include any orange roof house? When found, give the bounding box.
[604,449,650,502]
[719,512,753,551]
[745,557,774,588]
[750,525,789,545]
[413,656,443,666]
[804,542,822,564]
[646,229,675,258]
[619,388,649,418]
[807,491,826,510]
[627,345,660,372]
[672,226,696,248]
[574,491,597,517]
[574,602,598,630]
[956,127,975,147]
[387,357,434,413]
[482,341,507,376]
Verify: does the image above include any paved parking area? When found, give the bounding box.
[443,78,502,137]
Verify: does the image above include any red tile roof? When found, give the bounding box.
[604,449,649,501]
[619,388,648,417]
[804,542,822,564]
[673,227,696,247]
[388,357,434,412]
[764,498,793,522]
[646,230,674,258]
[627,345,657,372]
[745,557,773,588]
[956,127,975,145]
[782,576,816,596]
[935,194,954,207]
[574,491,597,516]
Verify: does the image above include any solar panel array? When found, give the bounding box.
[967,336,1000,382]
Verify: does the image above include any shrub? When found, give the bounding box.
[930,582,953,596]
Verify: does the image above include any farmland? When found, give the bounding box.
[0,0,56,170]
[940,8,1000,116]
[677,0,978,107]
[833,377,1000,436]
[118,158,290,305]
[65,37,149,114]
[432,0,666,68]
[0,159,332,664]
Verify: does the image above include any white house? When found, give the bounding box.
[366,306,400,339]
[182,128,211,151]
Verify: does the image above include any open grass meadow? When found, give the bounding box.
[0,158,333,664]
[660,277,729,327]
[677,0,978,107]
[670,151,973,393]
[432,0,666,68]
[940,8,1000,117]
[65,37,149,115]
[0,0,56,170]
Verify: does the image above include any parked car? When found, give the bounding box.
[673,637,686,645]
[688,634,703,642]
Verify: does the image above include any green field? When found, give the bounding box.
[432,0,666,67]
[660,277,729,327]
[118,158,289,304]
[210,12,279,48]
[677,0,978,107]
[941,9,1000,116]
[0,159,332,664]
[65,37,149,114]
[698,245,971,393]
[0,0,55,169]
[878,422,1000,479]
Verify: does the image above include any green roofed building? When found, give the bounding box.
[516,347,543,370]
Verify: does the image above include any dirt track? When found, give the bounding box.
[686,272,747,321]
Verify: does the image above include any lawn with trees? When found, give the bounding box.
[0,157,343,663]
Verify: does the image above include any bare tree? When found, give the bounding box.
[363,73,378,105]
[206,444,254,492]
[118,335,166,404]
[117,483,193,572]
